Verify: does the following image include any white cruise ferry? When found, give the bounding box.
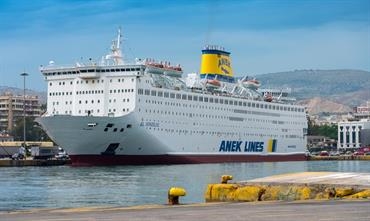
[36,29,308,166]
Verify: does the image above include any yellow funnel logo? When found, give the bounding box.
[200,45,234,81]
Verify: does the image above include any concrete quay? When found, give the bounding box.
[309,155,370,160]
[205,172,370,202]
[1,200,369,221]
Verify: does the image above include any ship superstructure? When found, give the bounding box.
[37,29,308,166]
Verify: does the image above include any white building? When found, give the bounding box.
[337,120,370,149]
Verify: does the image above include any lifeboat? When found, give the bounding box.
[206,79,221,88]
[242,79,260,90]
[264,93,273,102]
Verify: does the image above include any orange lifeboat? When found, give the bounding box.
[242,79,260,89]
[264,93,273,102]
[206,79,221,88]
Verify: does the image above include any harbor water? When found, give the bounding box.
[0,161,369,211]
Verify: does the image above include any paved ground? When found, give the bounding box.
[246,172,370,187]
[1,200,369,221]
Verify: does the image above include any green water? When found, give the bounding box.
[0,161,369,211]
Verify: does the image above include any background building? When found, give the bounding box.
[337,120,370,150]
[353,101,370,120]
[0,93,42,132]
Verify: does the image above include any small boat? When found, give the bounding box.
[264,93,273,102]
[242,78,260,89]
[206,79,221,88]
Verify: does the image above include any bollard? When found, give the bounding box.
[168,187,186,205]
[221,175,233,184]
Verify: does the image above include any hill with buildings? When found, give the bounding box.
[257,69,370,108]
[0,86,47,104]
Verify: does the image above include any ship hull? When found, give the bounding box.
[37,104,307,166]
[70,153,307,166]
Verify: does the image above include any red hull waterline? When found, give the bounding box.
[69,154,307,166]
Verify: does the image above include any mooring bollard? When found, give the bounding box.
[221,175,233,184]
[168,187,186,205]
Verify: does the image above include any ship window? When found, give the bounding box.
[243,102,246,106]
[204,97,208,102]
[118,79,120,82]
[239,101,242,106]
[176,94,181,99]
[88,69,94,72]
[158,91,163,97]
[224,100,228,104]
[252,103,255,107]
[120,128,124,132]
[193,96,198,101]
[80,70,87,73]
[110,69,115,72]
[182,94,186,100]
[113,128,117,132]
[106,123,114,128]
[164,92,169,98]
[151,90,157,96]
[170,93,175,98]
[145,89,150,95]
[256,103,259,108]
[209,98,213,103]
[127,124,132,128]
[188,95,192,101]
[234,101,237,106]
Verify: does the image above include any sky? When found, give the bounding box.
[0,0,369,91]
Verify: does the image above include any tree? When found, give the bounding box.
[11,117,51,141]
[309,123,338,140]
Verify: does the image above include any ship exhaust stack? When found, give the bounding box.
[200,45,234,82]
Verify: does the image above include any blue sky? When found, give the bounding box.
[0,0,369,91]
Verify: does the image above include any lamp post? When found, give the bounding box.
[20,72,28,151]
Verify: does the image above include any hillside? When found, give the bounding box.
[297,97,352,114]
[257,69,370,107]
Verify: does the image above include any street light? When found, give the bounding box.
[20,72,28,151]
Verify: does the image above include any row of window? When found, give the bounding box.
[141,123,303,140]
[49,89,135,96]
[53,108,131,115]
[139,108,305,126]
[50,77,135,86]
[44,68,142,76]
[138,89,304,113]
[52,98,131,106]
[141,99,304,120]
